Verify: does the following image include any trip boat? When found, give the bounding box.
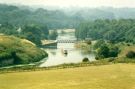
[63,50,68,54]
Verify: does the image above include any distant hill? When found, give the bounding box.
[0,4,80,29]
[64,7,135,20]
[0,4,135,29]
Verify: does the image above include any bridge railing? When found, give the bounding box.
[57,40,77,43]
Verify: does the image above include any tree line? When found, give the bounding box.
[0,4,79,29]
[75,19,135,43]
[0,23,49,46]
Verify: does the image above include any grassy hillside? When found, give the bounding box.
[118,44,135,57]
[113,43,135,62]
[0,35,48,66]
[0,64,135,89]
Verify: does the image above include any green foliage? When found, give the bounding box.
[85,40,92,45]
[76,19,135,43]
[0,35,48,67]
[22,24,42,46]
[1,4,135,30]
[93,40,105,49]
[126,51,135,58]
[82,57,89,62]
[0,23,17,35]
[0,4,79,29]
[0,22,49,46]
[109,46,119,57]
[48,30,58,40]
[97,44,110,58]
[95,41,120,59]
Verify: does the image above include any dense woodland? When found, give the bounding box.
[76,19,135,43]
[0,4,79,29]
[1,4,135,29]
[0,23,49,46]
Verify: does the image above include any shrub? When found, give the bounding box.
[82,57,89,62]
[95,55,104,60]
[97,44,109,58]
[93,40,105,49]
[86,40,92,45]
[109,46,119,57]
[126,51,135,58]
[127,43,131,46]
[95,56,99,60]
[95,42,119,60]
[108,57,115,62]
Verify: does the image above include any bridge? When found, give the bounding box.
[41,39,77,48]
[56,39,77,43]
[42,39,77,45]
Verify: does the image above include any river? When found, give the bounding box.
[40,29,95,67]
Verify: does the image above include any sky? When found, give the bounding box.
[0,0,134,8]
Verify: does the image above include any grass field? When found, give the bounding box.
[0,64,135,89]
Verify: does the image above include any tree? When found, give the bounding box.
[40,25,49,39]
[22,24,49,46]
[0,23,17,35]
[48,30,58,40]
[95,42,119,60]
[104,30,117,42]
[93,40,105,49]
[109,46,119,57]
[76,19,135,43]
[126,51,135,58]
[97,44,110,58]
[22,24,42,46]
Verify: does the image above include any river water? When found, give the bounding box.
[40,30,95,67]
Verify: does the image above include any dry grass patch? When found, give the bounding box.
[119,45,135,57]
[0,64,135,89]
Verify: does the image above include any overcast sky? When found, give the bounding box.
[0,0,134,8]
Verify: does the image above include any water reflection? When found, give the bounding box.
[40,44,95,67]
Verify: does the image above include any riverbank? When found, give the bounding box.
[0,60,109,73]
[1,63,135,89]
[1,58,135,74]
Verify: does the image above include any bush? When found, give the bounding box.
[95,55,104,60]
[97,44,110,58]
[108,57,115,62]
[95,56,99,60]
[93,40,105,49]
[127,43,131,46]
[109,46,119,57]
[126,51,135,58]
[86,40,92,45]
[95,42,119,60]
[82,57,89,62]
